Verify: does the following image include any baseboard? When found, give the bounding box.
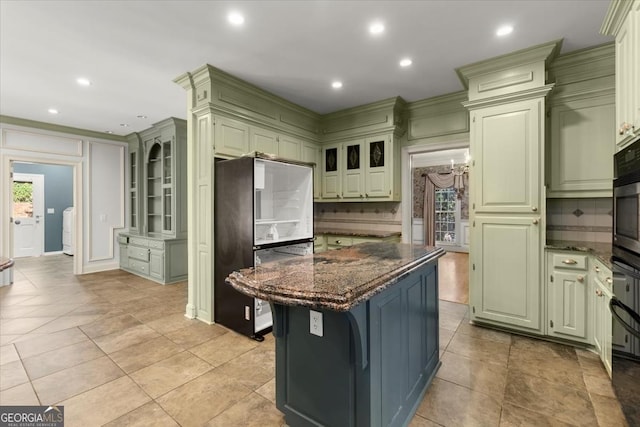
[44,251,64,256]
[81,261,120,274]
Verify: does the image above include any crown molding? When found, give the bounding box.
[0,115,127,142]
[600,0,634,36]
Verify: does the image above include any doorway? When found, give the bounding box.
[402,141,470,304]
[12,173,44,258]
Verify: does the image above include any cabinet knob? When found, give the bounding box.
[532,219,539,225]
[606,277,613,285]
[595,289,603,297]
[577,275,584,283]
[562,259,577,265]
[594,266,600,272]
[365,193,369,198]
[532,206,538,212]
[336,240,341,244]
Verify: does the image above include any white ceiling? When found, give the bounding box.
[0,0,613,136]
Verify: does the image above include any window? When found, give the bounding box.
[435,187,457,244]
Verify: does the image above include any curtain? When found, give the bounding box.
[423,173,454,246]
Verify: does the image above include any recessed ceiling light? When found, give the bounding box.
[48,108,59,114]
[76,77,91,86]
[369,21,385,35]
[136,115,147,119]
[331,81,343,89]
[399,58,413,67]
[496,25,513,36]
[228,12,244,26]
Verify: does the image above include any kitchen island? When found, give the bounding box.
[227,242,444,427]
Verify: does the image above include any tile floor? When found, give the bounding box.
[0,255,629,426]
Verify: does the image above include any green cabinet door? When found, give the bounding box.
[149,248,164,282]
[214,116,250,158]
[302,141,321,200]
[593,275,613,377]
[365,135,392,199]
[548,270,588,340]
[250,127,278,156]
[470,215,541,333]
[343,140,365,199]
[279,135,302,161]
[322,143,342,199]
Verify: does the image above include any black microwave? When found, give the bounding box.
[613,136,640,260]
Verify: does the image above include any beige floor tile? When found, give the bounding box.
[437,351,508,399]
[498,401,575,426]
[590,393,630,427]
[0,316,56,335]
[21,340,105,380]
[156,369,253,426]
[0,305,39,319]
[440,311,464,331]
[0,382,40,405]
[439,327,455,352]
[130,351,212,398]
[456,322,513,345]
[213,345,275,390]
[132,304,182,323]
[408,414,443,427]
[576,349,610,379]
[511,335,577,360]
[583,373,617,399]
[255,378,276,403]
[446,331,511,366]
[109,335,184,374]
[79,313,143,338]
[59,376,151,426]
[146,313,203,334]
[104,402,179,427]
[206,392,285,426]
[0,360,29,391]
[164,322,227,348]
[93,324,160,354]
[0,344,19,366]
[416,378,502,426]
[508,344,585,390]
[503,370,598,426]
[14,327,88,358]
[29,314,103,334]
[439,300,470,317]
[189,331,258,367]
[32,356,124,404]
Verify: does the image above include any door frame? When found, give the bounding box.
[401,136,469,245]
[12,172,45,257]
[2,155,82,275]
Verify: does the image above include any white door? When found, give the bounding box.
[12,173,45,258]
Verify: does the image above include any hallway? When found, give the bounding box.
[438,251,469,304]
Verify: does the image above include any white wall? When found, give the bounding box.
[0,122,126,274]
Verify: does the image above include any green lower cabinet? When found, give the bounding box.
[592,274,612,377]
[546,251,591,344]
[118,233,187,285]
[316,234,402,252]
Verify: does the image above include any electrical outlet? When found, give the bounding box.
[310,310,323,337]
[245,306,251,320]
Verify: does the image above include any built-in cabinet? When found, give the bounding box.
[459,40,559,335]
[120,118,188,284]
[591,257,613,377]
[321,135,399,201]
[547,94,615,198]
[546,251,590,343]
[602,0,640,149]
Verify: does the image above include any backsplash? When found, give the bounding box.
[546,198,612,243]
[314,202,402,234]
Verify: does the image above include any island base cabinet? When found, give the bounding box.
[272,263,439,427]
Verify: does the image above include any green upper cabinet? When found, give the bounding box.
[472,99,543,214]
[279,135,302,161]
[547,94,615,197]
[321,143,342,200]
[126,134,141,234]
[301,141,321,199]
[602,0,640,149]
[250,126,278,156]
[343,140,365,199]
[365,135,393,199]
[214,116,250,158]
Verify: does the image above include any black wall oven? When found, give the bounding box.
[612,135,640,427]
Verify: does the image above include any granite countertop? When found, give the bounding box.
[546,240,612,269]
[227,242,444,311]
[314,229,402,238]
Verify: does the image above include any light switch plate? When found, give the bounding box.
[310,310,323,337]
[47,208,55,214]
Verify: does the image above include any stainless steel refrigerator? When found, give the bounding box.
[214,154,314,340]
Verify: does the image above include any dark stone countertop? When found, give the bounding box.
[227,242,444,311]
[545,240,612,269]
[314,229,402,238]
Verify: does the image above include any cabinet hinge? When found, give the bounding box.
[550,275,554,283]
[472,116,476,123]
[472,203,475,210]
[625,335,629,343]
[472,221,475,227]
[472,306,475,314]
[550,320,554,328]
[627,284,630,292]
[472,263,475,271]
[472,160,475,166]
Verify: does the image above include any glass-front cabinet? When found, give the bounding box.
[119,118,187,285]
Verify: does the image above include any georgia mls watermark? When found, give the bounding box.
[0,406,64,427]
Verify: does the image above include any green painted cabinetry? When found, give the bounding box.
[315,233,402,253]
[120,118,188,284]
[548,94,615,198]
[547,251,590,343]
[591,257,613,377]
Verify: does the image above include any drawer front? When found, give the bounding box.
[592,259,613,292]
[148,240,165,250]
[128,259,149,275]
[129,246,150,262]
[552,253,588,270]
[327,236,353,247]
[129,237,149,247]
